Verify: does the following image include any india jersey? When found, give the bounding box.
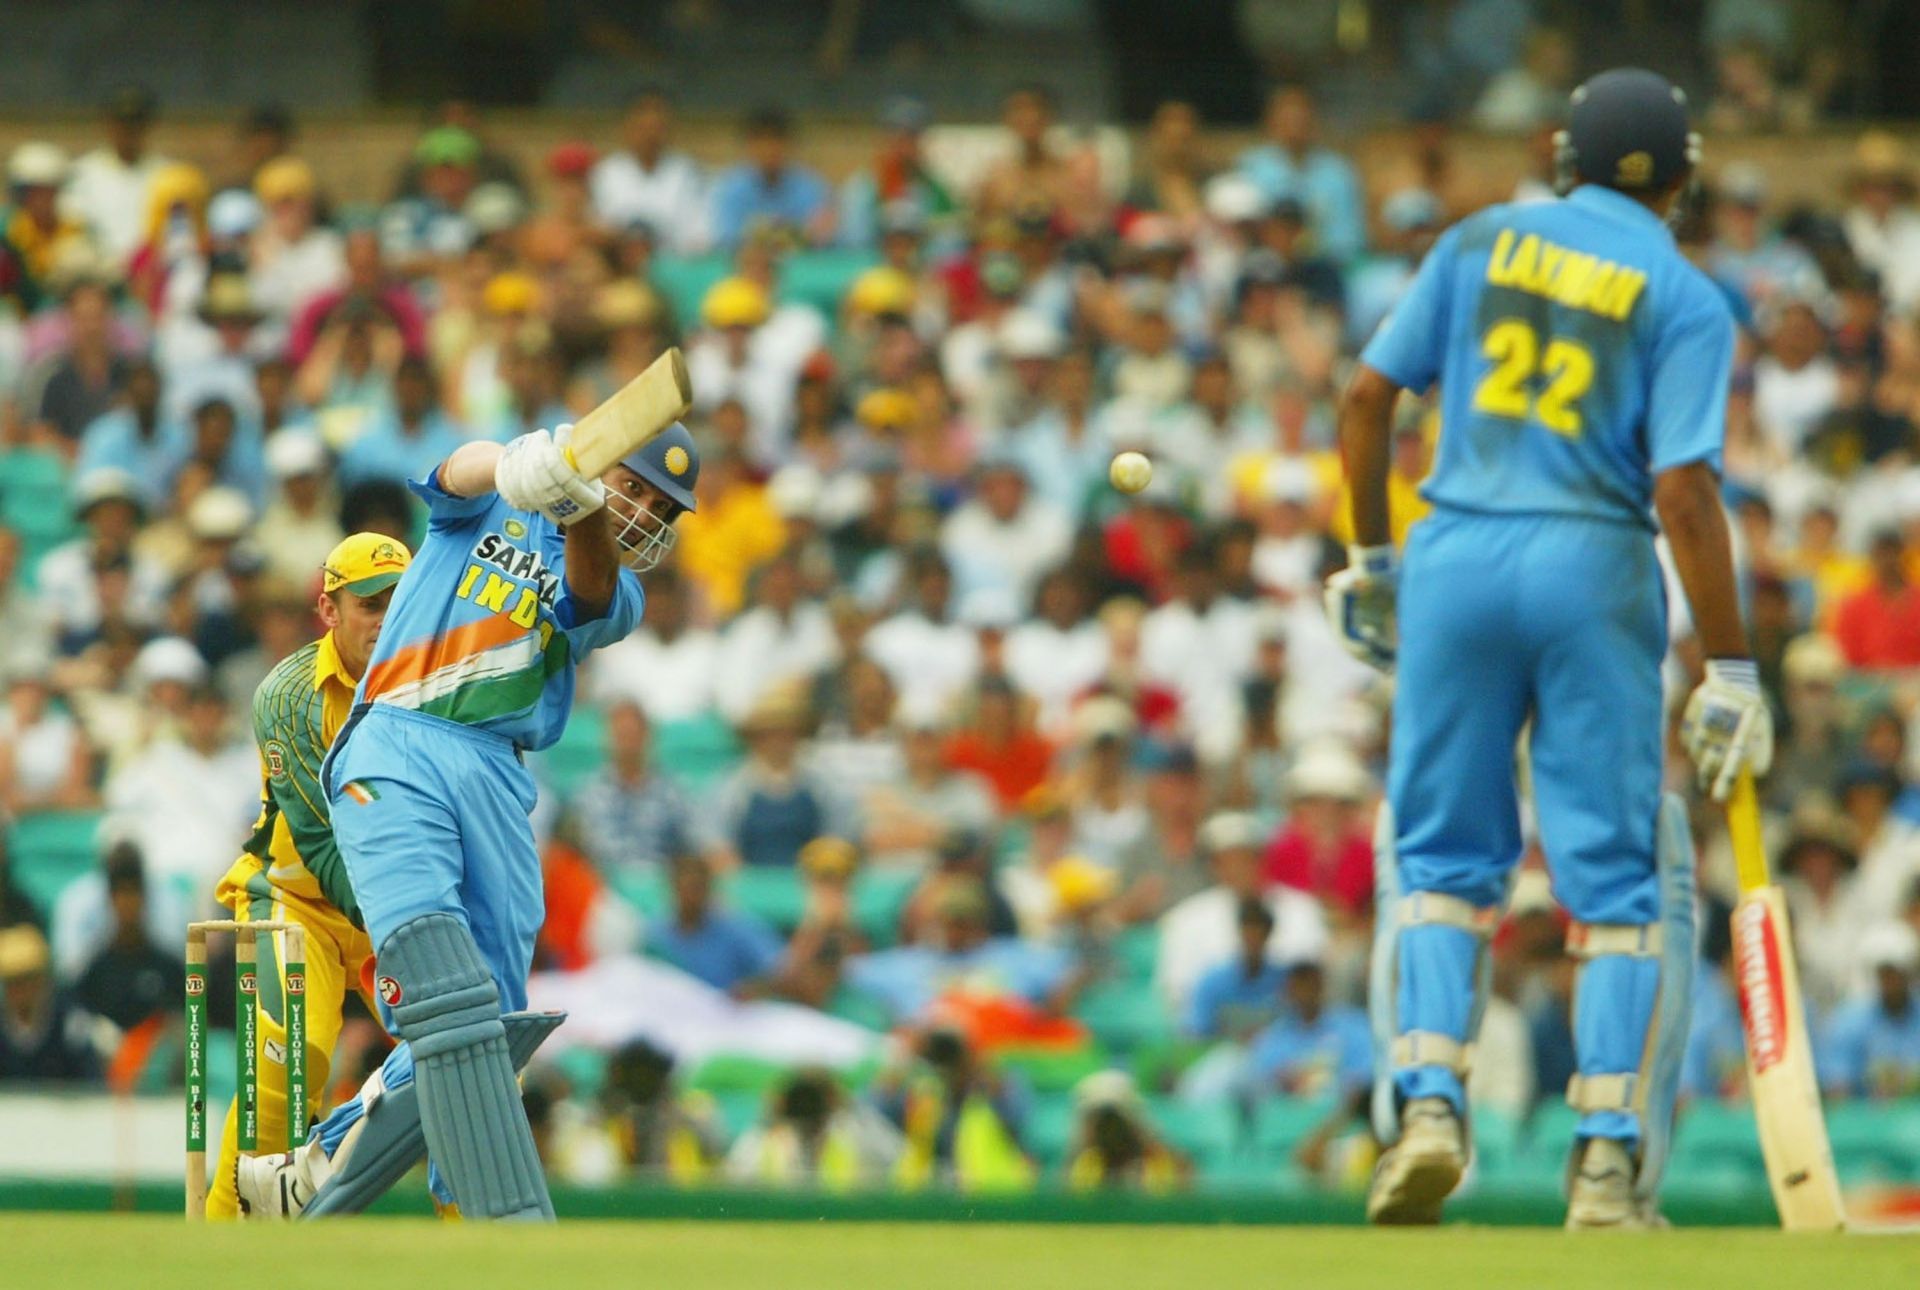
[1362,184,1736,528]
[349,472,643,751]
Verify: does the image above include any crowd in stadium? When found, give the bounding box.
[1,72,1919,1192]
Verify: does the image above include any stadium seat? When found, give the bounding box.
[1073,979,1174,1054]
[652,713,742,791]
[1827,1099,1920,1180]
[6,811,103,917]
[1022,1092,1077,1167]
[1147,1096,1241,1168]
[1672,1101,1765,1173]
[687,1052,791,1094]
[850,869,917,947]
[1113,926,1159,984]
[0,447,76,587]
[994,1045,1110,1093]
[533,705,607,799]
[722,867,805,931]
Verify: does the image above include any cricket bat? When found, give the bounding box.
[561,347,693,478]
[1726,772,1847,1232]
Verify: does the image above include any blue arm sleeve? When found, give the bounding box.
[407,467,494,531]
[1647,278,1736,474]
[555,567,644,655]
[1358,225,1460,393]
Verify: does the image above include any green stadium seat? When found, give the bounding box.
[6,810,103,916]
[712,1088,767,1137]
[722,867,805,931]
[534,705,607,798]
[652,713,742,791]
[1827,1099,1920,1180]
[1022,1092,1077,1167]
[1253,1098,1332,1156]
[687,1052,790,1094]
[651,251,879,333]
[609,870,668,920]
[1147,1096,1242,1167]
[551,1045,609,1100]
[850,869,917,947]
[1673,1101,1764,1172]
[1074,979,1174,1054]
[995,1045,1109,1094]
[1128,1036,1208,1094]
[1113,926,1159,984]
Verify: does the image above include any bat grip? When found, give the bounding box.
[1726,772,1770,894]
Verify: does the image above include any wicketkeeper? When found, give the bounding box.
[204,531,411,1219]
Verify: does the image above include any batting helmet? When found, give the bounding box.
[1555,68,1699,197]
[619,420,699,516]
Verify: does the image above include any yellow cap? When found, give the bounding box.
[799,836,859,880]
[701,275,771,329]
[856,387,918,430]
[0,925,49,979]
[254,156,317,204]
[483,271,541,316]
[846,266,915,317]
[322,531,412,597]
[1049,856,1117,912]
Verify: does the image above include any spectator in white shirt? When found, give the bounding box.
[1005,568,1108,736]
[716,553,839,722]
[1155,811,1327,1014]
[1141,539,1259,753]
[1842,132,1920,315]
[864,549,979,715]
[589,89,709,254]
[247,157,346,323]
[687,276,813,462]
[36,469,167,648]
[1752,292,1840,464]
[100,682,257,923]
[65,86,168,268]
[939,452,1072,607]
[589,570,722,723]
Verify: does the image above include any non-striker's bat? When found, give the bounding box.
[1726,772,1847,1232]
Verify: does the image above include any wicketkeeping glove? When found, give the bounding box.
[494,425,604,526]
[1680,658,1775,801]
[1323,544,1398,672]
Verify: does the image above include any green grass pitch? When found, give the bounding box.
[4,1216,1915,1290]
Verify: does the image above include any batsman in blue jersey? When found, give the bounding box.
[234,418,701,1221]
[1326,70,1774,1227]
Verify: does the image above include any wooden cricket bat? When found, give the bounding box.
[561,347,693,478]
[1726,772,1847,1232]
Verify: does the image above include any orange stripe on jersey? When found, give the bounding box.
[362,613,528,703]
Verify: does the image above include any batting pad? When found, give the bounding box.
[381,914,553,1219]
[302,1010,565,1218]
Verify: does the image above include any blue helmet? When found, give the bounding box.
[1556,68,1698,195]
[619,420,699,516]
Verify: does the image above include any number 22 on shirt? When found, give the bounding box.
[1471,318,1595,437]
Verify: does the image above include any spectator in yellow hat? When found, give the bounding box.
[251,156,344,322]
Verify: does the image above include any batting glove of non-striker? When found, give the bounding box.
[1681,659,1775,801]
[1323,544,1398,673]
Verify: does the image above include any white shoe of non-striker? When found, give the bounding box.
[235,1140,331,1220]
[1565,1138,1660,1230]
[1367,1097,1466,1226]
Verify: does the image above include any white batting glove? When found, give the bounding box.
[1323,544,1398,672]
[494,426,604,527]
[1681,659,1775,801]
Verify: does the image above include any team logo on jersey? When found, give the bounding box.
[342,781,379,806]
[1615,150,1654,188]
[264,1038,286,1065]
[264,739,288,782]
[377,975,403,1005]
[664,445,690,476]
[504,518,527,539]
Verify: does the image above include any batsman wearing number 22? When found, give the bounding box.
[1326,69,1773,1228]
[200,531,412,1220]
[235,420,699,1220]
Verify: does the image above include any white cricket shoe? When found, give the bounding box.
[235,1140,333,1219]
[1565,1137,1661,1230]
[1367,1097,1466,1225]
